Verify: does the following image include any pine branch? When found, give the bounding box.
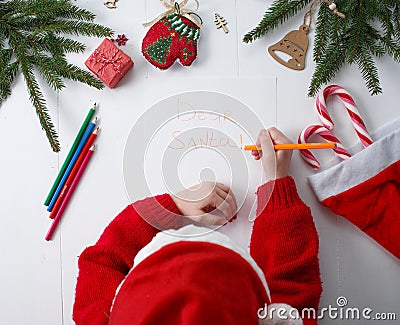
[3,0,95,22]
[369,24,400,62]
[0,0,113,152]
[54,61,104,90]
[362,24,384,57]
[243,0,312,43]
[393,1,400,41]
[17,49,60,152]
[381,38,400,62]
[34,0,96,22]
[30,34,86,54]
[377,0,394,40]
[30,50,65,91]
[346,0,367,63]
[313,4,331,61]
[32,20,112,38]
[245,0,400,97]
[355,45,382,95]
[308,41,347,97]
[0,48,14,101]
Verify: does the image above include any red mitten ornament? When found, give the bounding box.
[142,0,202,70]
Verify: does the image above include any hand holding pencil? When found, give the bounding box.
[251,128,294,181]
[244,142,336,151]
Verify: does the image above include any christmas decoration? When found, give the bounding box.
[104,0,118,9]
[267,2,323,70]
[316,85,372,146]
[299,124,349,169]
[298,85,372,169]
[85,38,134,89]
[112,34,129,46]
[268,24,310,70]
[142,0,202,70]
[0,0,113,152]
[308,117,400,260]
[214,13,228,34]
[243,0,400,97]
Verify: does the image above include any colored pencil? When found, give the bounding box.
[47,118,97,211]
[44,104,96,206]
[45,145,95,241]
[243,142,336,151]
[49,128,99,219]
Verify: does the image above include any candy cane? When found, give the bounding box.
[316,85,373,147]
[298,124,351,170]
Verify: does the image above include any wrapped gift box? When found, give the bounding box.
[85,38,133,88]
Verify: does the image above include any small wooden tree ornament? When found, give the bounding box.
[214,13,228,33]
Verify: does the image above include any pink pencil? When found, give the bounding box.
[45,145,96,241]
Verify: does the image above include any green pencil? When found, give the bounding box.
[44,104,96,206]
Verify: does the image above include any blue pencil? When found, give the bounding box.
[47,118,98,212]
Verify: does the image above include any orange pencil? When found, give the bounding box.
[49,127,99,219]
[243,142,336,151]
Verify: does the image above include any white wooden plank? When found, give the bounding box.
[0,74,62,324]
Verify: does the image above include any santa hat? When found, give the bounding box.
[308,119,400,260]
[109,241,270,324]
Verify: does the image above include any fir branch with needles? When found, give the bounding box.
[243,0,400,98]
[243,0,313,43]
[0,0,113,152]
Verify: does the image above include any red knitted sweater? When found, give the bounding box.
[73,177,322,324]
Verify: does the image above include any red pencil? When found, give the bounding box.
[45,145,96,241]
[49,127,99,219]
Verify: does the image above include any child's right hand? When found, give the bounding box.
[251,128,293,181]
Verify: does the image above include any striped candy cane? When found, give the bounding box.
[298,125,351,170]
[299,85,373,170]
[316,85,373,147]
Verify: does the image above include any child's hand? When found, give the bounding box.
[251,128,293,181]
[172,182,237,226]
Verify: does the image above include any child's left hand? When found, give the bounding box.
[171,182,238,226]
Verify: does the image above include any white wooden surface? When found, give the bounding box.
[0,1,399,324]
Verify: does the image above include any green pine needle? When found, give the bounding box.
[308,41,347,97]
[55,61,105,90]
[0,48,15,101]
[243,0,312,43]
[244,0,400,98]
[355,46,382,95]
[18,50,61,152]
[0,0,113,152]
[313,4,331,62]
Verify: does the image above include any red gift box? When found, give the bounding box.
[85,38,133,88]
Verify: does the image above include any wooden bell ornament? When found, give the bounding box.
[267,0,345,71]
[104,0,118,9]
[268,24,309,70]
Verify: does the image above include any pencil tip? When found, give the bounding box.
[94,127,100,135]
[90,144,96,150]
